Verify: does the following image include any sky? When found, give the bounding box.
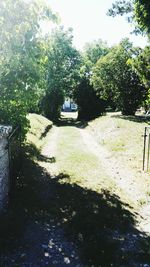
[45,0,148,50]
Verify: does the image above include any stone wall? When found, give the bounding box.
[0,126,12,213]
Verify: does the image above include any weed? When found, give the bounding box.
[139,198,147,206]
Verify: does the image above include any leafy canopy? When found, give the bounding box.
[108,0,150,35]
[130,45,150,109]
[0,0,57,137]
[92,39,147,115]
[42,27,81,120]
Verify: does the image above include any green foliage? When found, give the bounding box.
[73,40,109,120]
[130,45,150,109]
[74,78,106,120]
[134,0,150,34]
[42,27,81,121]
[92,39,147,115]
[0,0,57,138]
[1,0,149,131]
[42,88,64,121]
[79,40,109,79]
[108,0,150,35]
[82,39,109,65]
[108,0,150,112]
[131,46,150,88]
[107,1,133,17]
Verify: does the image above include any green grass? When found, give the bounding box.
[1,112,150,267]
[25,113,150,266]
[56,126,116,193]
[26,112,150,206]
[88,112,150,171]
[26,113,53,155]
[147,191,150,196]
[53,123,134,209]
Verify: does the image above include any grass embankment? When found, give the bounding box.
[88,112,150,172]
[26,113,53,158]
[87,112,150,208]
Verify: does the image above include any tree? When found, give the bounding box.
[82,39,109,65]
[130,46,150,110]
[72,40,109,120]
[107,0,150,35]
[0,0,57,137]
[92,39,147,115]
[79,40,109,79]
[108,1,150,112]
[42,27,81,121]
[74,78,106,120]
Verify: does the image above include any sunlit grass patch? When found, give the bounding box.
[26,113,53,152]
[88,112,150,171]
[56,126,120,194]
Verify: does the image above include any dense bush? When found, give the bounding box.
[74,78,107,120]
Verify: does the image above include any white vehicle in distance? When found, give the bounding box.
[71,103,77,111]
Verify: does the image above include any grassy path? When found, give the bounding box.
[41,113,150,233]
[38,113,150,266]
[56,125,114,192]
[1,113,150,267]
[41,115,145,210]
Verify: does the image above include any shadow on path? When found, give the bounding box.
[55,116,88,129]
[0,149,150,266]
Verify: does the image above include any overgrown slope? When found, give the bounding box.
[26,113,53,152]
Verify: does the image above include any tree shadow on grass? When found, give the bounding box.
[112,114,150,124]
[55,117,88,129]
[40,124,53,139]
[25,143,56,163]
[0,153,150,266]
